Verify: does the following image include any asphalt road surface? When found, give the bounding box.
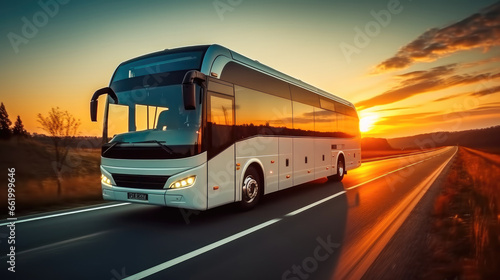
[0,146,457,280]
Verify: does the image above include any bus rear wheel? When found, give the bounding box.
[331,157,345,182]
[239,166,262,210]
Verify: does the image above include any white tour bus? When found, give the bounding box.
[90,44,361,210]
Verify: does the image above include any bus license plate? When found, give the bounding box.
[128,193,148,201]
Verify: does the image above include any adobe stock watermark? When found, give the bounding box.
[282,235,340,280]
[213,0,244,21]
[7,0,71,54]
[178,187,206,225]
[339,0,403,63]
[110,267,128,280]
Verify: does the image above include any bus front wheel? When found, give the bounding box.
[239,166,262,210]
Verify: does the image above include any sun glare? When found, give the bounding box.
[359,113,379,133]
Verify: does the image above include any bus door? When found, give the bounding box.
[206,91,235,208]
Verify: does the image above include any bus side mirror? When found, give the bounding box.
[90,87,118,122]
[183,83,197,110]
[90,99,98,122]
[182,70,206,111]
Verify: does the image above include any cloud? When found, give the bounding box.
[375,112,432,126]
[375,102,500,128]
[432,93,463,103]
[470,84,500,97]
[375,2,500,72]
[461,56,500,68]
[373,106,414,112]
[432,84,500,103]
[355,64,500,109]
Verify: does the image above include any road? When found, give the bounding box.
[0,146,457,280]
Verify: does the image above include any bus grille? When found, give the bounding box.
[112,174,170,190]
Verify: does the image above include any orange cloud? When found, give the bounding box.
[431,85,500,103]
[356,64,500,109]
[375,112,434,126]
[422,106,500,126]
[375,2,500,72]
[470,84,500,97]
[373,106,414,112]
[376,102,500,128]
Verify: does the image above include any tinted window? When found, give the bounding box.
[320,98,336,111]
[235,86,292,139]
[335,113,360,138]
[336,113,348,138]
[315,108,337,137]
[292,101,315,136]
[209,94,234,156]
[347,115,360,137]
[220,62,291,99]
[291,85,320,107]
[346,106,358,117]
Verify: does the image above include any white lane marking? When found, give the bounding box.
[123,218,282,280]
[346,147,451,191]
[0,203,130,226]
[285,191,346,217]
[0,231,109,259]
[361,147,444,164]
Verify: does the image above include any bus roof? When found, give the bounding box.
[119,44,354,108]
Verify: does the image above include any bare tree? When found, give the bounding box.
[37,107,81,196]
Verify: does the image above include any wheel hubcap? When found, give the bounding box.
[339,162,344,176]
[243,176,258,203]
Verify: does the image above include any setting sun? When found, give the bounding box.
[359,112,380,133]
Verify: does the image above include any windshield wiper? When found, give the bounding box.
[134,140,174,155]
[102,141,125,156]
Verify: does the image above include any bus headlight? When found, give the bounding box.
[101,174,112,185]
[169,176,196,189]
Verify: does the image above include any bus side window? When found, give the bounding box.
[208,93,234,156]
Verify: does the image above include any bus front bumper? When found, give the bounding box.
[101,163,208,210]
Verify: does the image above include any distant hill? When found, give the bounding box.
[361,137,394,150]
[387,126,500,150]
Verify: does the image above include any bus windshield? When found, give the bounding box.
[103,84,204,159]
[112,51,203,83]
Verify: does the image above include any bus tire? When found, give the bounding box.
[239,166,262,210]
[332,157,345,182]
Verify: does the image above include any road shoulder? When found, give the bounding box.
[361,149,457,280]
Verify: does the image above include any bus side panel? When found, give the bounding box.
[207,145,235,208]
[278,137,293,190]
[261,137,279,195]
[346,148,362,170]
[235,137,279,196]
[293,137,315,186]
[342,138,361,171]
[314,138,331,180]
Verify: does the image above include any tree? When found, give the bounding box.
[37,107,81,196]
[12,115,29,137]
[0,102,12,139]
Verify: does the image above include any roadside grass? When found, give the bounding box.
[424,147,500,279]
[0,138,103,218]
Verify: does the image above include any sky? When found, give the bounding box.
[0,0,499,138]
